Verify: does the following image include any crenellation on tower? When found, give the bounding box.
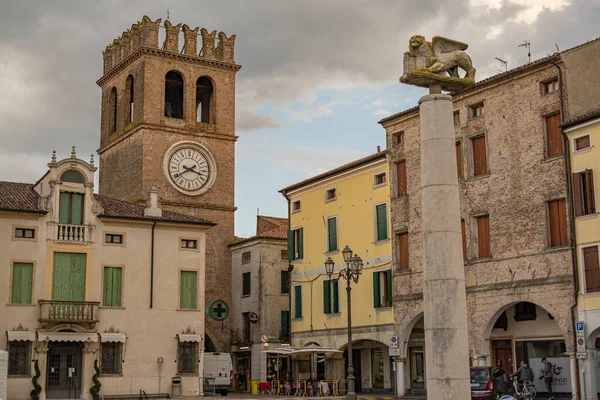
[163,20,182,53]
[200,28,217,59]
[139,15,161,49]
[216,32,236,63]
[182,24,200,56]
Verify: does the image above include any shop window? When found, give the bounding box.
[241,251,251,264]
[177,341,198,374]
[493,311,508,331]
[242,272,251,296]
[280,270,289,294]
[548,199,568,247]
[573,169,596,217]
[323,279,339,314]
[8,341,30,375]
[287,228,303,260]
[514,302,537,321]
[164,71,184,119]
[101,342,123,375]
[373,270,392,308]
[545,113,563,158]
[196,77,214,123]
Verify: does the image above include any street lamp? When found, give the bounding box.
[325,245,363,400]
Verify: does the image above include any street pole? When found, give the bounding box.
[346,275,356,400]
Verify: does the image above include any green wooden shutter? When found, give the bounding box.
[294,285,302,318]
[298,228,304,259]
[180,271,197,309]
[59,192,70,224]
[327,218,337,252]
[373,271,381,308]
[52,253,86,301]
[287,230,294,261]
[281,311,290,338]
[70,254,86,301]
[323,280,331,314]
[386,270,392,306]
[333,280,339,313]
[71,193,83,225]
[376,204,388,241]
[11,263,33,304]
[103,267,113,306]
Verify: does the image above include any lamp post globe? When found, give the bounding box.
[325,257,335,279]
[342,245,353,264]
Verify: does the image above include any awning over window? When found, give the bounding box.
[7,331,36,341]
[177,334,201,343]
[38,332,98,343]
[100,333,127,343]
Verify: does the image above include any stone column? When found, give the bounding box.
[569,354,578,400]
[36,342,49,400]
[419,91,471,399]
[81,342,98,400]
[395,358,406,397]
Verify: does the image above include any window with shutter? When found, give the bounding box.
[573,170,596,217]
[472,136,488,177]
[575,135,591,151]
[545,113,563,157]
[323,279,331,314]
[288,228,304,260]
[281,310,290,340]
[323,280,339,314]
[375,204,388,242]
[332,280,339,313]
[281,270,290,294]
[327,217,338,252]
[373,271,381,308]
[397,233,409,271]
[179,271,197,309]
[584,246,600,293]
[397,161,407,196]
[103,267,122,307]
[242,272,251,296]
[59,192,84,225]
[294,285,302,318]
[456,142,463,180]
[476,215,490,259]
[52,252,86,301]
[373,270,392,308]
[11,262,33,304]
[548,199,568,247]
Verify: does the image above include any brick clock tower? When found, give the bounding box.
[97,16,239,351]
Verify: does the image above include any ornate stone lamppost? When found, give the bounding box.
[325,245,363,400]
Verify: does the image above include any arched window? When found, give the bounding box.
[126,75,134,124]
[109,87,118,132]
[60,170,86,184]
[165,71,184,119]
[196,77,214,123]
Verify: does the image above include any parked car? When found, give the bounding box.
[204,352,233,396]
[471,366,511,400]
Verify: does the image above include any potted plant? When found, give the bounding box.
[30,360,41,400]
[89,359,102,400]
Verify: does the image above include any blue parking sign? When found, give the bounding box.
[576,321,584,332]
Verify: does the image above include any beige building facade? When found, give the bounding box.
[1,150,212,399]
[380,39,600,396]
[229,216,290,389]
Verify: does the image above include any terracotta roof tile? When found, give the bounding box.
[229,215,289,246]
[280,150,387,193]
[0,181,44,213]
[562,109,600,129]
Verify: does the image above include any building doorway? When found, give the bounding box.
[409,346,425,391]
[492,340,513,374]
[46,342,83,399]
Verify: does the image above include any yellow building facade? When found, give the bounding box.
[280,150,394,393]
[565,112,600,398]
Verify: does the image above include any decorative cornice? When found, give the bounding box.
[160,199,237,212]
[97,47,241,86]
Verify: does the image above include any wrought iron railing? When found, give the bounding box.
[38,300,100,323]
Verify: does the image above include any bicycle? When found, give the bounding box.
[508,377,537,400]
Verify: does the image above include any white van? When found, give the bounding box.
[203,352,233,396]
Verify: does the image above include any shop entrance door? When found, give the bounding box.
[46,342,82,399]
[493,340,514,374]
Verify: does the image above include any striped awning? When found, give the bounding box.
[100,333,127,343]
[38,332,98,342]
[7,331,36,341]
[177,334,201,342]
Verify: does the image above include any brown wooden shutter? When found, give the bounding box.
[461,219,467,261]
[548,199,568,247]
[477,215,490,258]
[575,135,590,150]
[584,246,600,293]
[472,136,487,176]
[572,172,584,217]
[397,161,407,196]
[586,169,596,214]
[398,233,409,271]
[557,199,568,246]
[456,142,463,180]
[546,113,563,157]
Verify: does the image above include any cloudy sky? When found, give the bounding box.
[0,0,598,237]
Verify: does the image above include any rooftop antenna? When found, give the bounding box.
[519,40,531,62]
[555,44,560,52]
[495,57,508,72]
[166,9,170,20]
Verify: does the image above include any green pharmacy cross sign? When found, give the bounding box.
[208,300,229,321]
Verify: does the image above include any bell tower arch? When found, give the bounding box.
[97,16,240,351]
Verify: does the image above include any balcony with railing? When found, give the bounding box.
[48,222,94,243]
[38,300,100,329]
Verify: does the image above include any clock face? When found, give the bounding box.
[168,147,211,192]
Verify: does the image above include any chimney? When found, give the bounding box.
[144,186,163,217]
[377,145,381,153]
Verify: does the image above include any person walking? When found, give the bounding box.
[540,358,554,400]
[512,360,533,392]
